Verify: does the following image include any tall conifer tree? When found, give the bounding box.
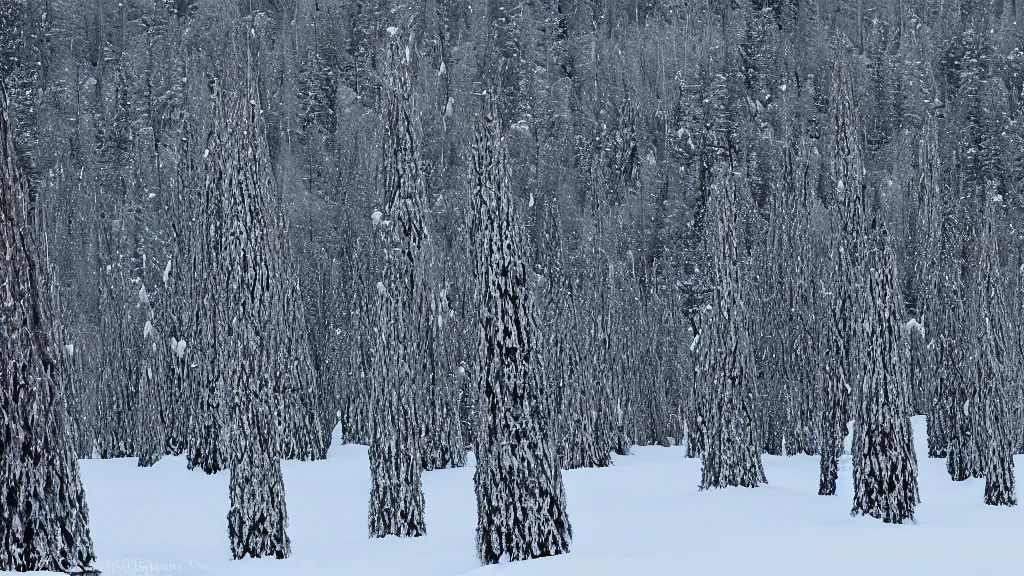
[0,81,96,573]
[821,47,863,494]
[367,32,428,538]
[851,223,919,524]
[974,194,1016,507]
[471,95,572,565]
[696,117,766,491]
[222,58,291,561]
[186,79,230,475]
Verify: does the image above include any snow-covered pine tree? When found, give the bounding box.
[558,285,605,469]
[223,62,291,561]
[557,236,616,470]
[818,254,849,496]
[974,193,1017,507]
[762,137,818,456]
[186,78,230,475]
[0,80,97,573]
[818,64,856,494]
[696,111,766,491]
[684,62,731,460]
[786,139,819,456]
[136,283,166,468]
[541,206,595,468]
[160,58,201,458]
[422,280,467,470]
[831,43,865,465]
[589,243,621,462]
[342,238,374,447]
[650,289,680,449]
[367,273,428,536]
[851,222,919,524]
[941,276,976,482]
[471,95,572,564]
[945,26,1005,483]
[276,240,329,462]
[367,32,427,538]
[95,251,139,460]
[917,112,948,459]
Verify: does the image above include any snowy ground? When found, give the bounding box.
[14,417,1024,576]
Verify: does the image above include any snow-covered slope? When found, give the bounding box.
[16,417,1024,576]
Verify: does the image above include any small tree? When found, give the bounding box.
[940,278,975,482]
[136,284,166,468]
[818,260,848,496]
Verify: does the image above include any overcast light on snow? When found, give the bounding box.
[29,417,1015,576]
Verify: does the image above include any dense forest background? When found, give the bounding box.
[2,0,1024,489]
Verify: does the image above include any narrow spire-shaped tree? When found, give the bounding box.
[818,263,848,496]
[974,194,1016,507]
[367,33,428,538]
[137,285,166,468]
[422,279,467,471]
[0,81,96,573]
[223,62,291,560]
[917,112,948,459]
[821,46,863,494]
[763,137,818,456]
[187,79,230,475]
[944,184,982,485]
[276,232,330,463]
[832,44,865,464]
[851,222,919,524]
[941,279,974,481]
[558,287,606,469]
[589,247,619,464]
[696,120,766,491]
[472,95,572,564]
[686,64,730,460]
[161,68,202,458]
[341,239,375,447]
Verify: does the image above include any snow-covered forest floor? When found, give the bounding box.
[20,416,1022,576]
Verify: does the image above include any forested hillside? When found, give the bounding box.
[2,0,1023,571]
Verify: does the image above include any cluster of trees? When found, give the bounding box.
[2,0,1024,570]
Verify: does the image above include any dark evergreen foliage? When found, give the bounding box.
[974,195,1017,507]
[1,81,97,574]
[851,224,919,524]
[471,98,572,565]
[367,33,428,539]
[222,61,292,561]
[695,120,766,491]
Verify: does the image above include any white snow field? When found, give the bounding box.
[16,416,1024,576]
